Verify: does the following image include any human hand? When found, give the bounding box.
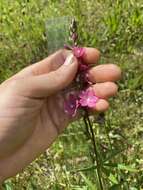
[0,48,121,182]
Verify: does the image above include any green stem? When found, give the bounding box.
[84,111,104,190]
[84,116,94,163]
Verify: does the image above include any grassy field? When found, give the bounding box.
[0,0,143,189]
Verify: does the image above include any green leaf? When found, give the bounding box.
[109,184,121,190]
[108,173,118,184]
[117,164,138,172]
[80,172,97,190]
[129,74,143,90]
[130,187,138,190]
[72,186,88,190]
[5,184,13,190]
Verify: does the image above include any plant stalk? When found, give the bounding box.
[84,111,104,190]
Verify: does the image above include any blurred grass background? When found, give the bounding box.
[0,0,143,189]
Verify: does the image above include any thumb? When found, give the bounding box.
[16,54,78,97]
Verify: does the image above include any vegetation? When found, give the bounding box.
[0,0,143,189]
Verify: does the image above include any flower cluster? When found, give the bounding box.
[64,47,99,117]
[64,88,99,117]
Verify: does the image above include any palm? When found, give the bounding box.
[0,87,71,182]
[0,88,69,157]
[41,93,69,133]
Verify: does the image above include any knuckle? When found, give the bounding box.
[57,48,67,57]
[9,79,19,89]
[53,70,66,86]
[57,49,64,55]
[8,79,24,94]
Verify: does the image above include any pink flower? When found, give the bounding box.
[73,47,85,58]
[64,44,72,50]
[79,89,99,108]
[84,73,92,84]
[64,94,79,117]
[72,33,78,41]
[79,63,88,72]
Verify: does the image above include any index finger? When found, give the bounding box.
[11,47,100,80]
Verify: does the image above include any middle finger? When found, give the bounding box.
[88,64,121,83]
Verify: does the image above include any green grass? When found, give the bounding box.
[0,0,143,189]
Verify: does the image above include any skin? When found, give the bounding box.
[0,48,121,183]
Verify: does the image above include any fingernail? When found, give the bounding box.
[64,54,75,66]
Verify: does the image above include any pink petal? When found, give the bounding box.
[86,96,99,108]
[87,89,95,96]
[64,94,79,117]
[84,73,92,84]
[79,98,88,107]
[72,33,78,41]
[79,91,84,98]
[79,89,99,108]
[79,63,88,72]
[64,44,72,50]
[73,47,85,58]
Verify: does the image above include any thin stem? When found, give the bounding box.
[83,115,95,163]
[69,18,104,189]
[83,115,91,139]
[84,111,104,190]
